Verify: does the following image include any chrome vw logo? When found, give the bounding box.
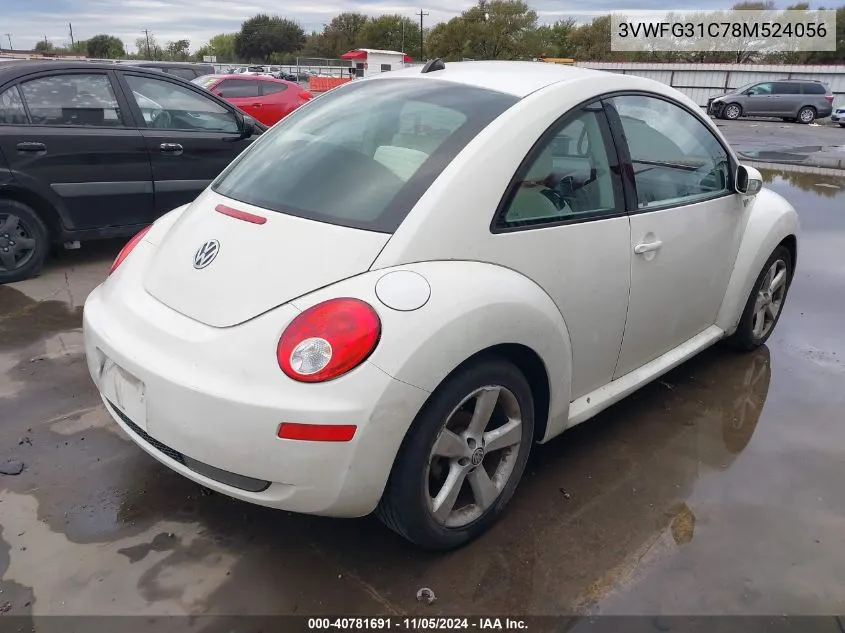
[193,240,220,269]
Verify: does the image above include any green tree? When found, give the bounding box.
[208,32,237,62]
[166,38,190,60]
[135,33,157,58]
[87,34,126,58]
[35,40,55,53]
[321,12,370,58]
[359,15,421,59]
[236,14,306,62]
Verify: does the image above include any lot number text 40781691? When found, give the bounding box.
[307,617,529,630]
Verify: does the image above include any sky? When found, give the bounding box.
[3,0,796,53]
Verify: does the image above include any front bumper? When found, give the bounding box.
[707,99,726,117]
[82,243,429,517]
[831,111,844,122]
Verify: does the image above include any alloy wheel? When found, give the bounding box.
[426,385,523,528]
[751,259,788,339]
[725,104,741,119]
[0,213,37,273]
[799,108,815,123]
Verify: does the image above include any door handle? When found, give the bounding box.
[16,141,46,152]
[159,143,183,155]
[251,103,262,108]
[634,240,663,254]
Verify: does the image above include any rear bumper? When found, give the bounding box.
[82,244,429,517]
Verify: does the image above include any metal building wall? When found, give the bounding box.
[575,62,845,110]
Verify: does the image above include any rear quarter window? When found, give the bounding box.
[802,83,827,95]
[211,78,517,233]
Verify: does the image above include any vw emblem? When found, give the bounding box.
[470,447,485,467]
[193,240,220,269]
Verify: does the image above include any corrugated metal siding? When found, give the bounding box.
[576,62,845,110]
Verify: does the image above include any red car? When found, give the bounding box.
[192,74,312,126]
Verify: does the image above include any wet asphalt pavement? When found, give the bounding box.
[1,165,844,622]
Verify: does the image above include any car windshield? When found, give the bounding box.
[211,78,518,233]
[192,74,218,89]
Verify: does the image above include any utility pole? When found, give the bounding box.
[4,34,12,50]
[417,9,428,60]
[69,23,75,49]
[143,29,151,59]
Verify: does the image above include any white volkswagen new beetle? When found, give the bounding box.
[83,61,798,550]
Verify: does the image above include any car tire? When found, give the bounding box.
[376,357,535,550]
[726,245,793,351]
[723,103,742,120]
[0,199,49,285]
[797,106,816,124]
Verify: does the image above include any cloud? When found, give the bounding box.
[2,0,790,52]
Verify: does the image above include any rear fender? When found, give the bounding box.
[716,187,799,335]
[290,260,573,443]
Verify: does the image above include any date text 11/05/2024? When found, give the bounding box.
[307,618,529,631]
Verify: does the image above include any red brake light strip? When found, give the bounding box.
[215,204,267,225]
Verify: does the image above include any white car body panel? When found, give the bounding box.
[83,61,799,523]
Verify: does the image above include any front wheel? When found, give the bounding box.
[723,103,742,120]
[377,358,534,550]
[0,199,49,285]
[797,106,816,124]
[726,246,793,351]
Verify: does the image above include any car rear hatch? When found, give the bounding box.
[142,190,390,328]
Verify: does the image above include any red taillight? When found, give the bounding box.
[278,422,357,442]
[299,90,312,101]
[109,225,152,275]
[277,298,381,383]
[824,95,834,103]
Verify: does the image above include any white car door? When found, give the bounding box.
[606,95,745,378]
[490,103,632,399]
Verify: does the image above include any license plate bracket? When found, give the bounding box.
[101,358,147,431]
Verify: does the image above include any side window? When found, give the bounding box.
[748,83,773,96]
[123,74,239,133]
[802,83,826,95]
[0,86,27,125]
[20,74,122,127]
[166,68,199,81]
[261,82,288,96]
[611,95,730,209]
[380,64,392,72]
[773,82,800,95]
[498,108,623,228]
[216,79,260,98]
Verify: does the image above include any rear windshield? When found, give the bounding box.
[211,78,518,232]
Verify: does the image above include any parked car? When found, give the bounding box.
[708,80,834,123]
[831,105,845,127]
[0,61,266,283]
[83,61,798,550]
[115,60,216,81]
[192,74,312,126]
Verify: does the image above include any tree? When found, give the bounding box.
[135,33,157,59]
[359,15,421,59]
[87,34,126,59]
[568,16,614,61]
[321,12,370,58]
[166,39,190,60]
[235,14,306,62]
[34,40,55,53]
[208,32,237,61]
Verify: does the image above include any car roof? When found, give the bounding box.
[372,60,606,98]
[0,60,176,82]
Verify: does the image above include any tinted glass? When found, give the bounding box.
[802,83,827,95]
[748,83,773,95]
[499,109,623,228]
[0,86,27,125]
[611,95,730,209]
[166,67,198,80]
[217,79,260,98]
[212,79,517,233]
[261,82,288,95]
[21,74,122,127]
[773,82,801,95]
[124,74,238,133]
[381,64,392,71]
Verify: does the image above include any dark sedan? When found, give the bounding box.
[0,61,265,284]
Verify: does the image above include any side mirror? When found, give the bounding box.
[242,116,256,138]
[736,164,763,196]
[225,111,255,142]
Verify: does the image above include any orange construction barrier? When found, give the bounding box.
[308,76,352,92]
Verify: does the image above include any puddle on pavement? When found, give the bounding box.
[1,172,845,617]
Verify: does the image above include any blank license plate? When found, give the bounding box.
[101,358,147,431]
